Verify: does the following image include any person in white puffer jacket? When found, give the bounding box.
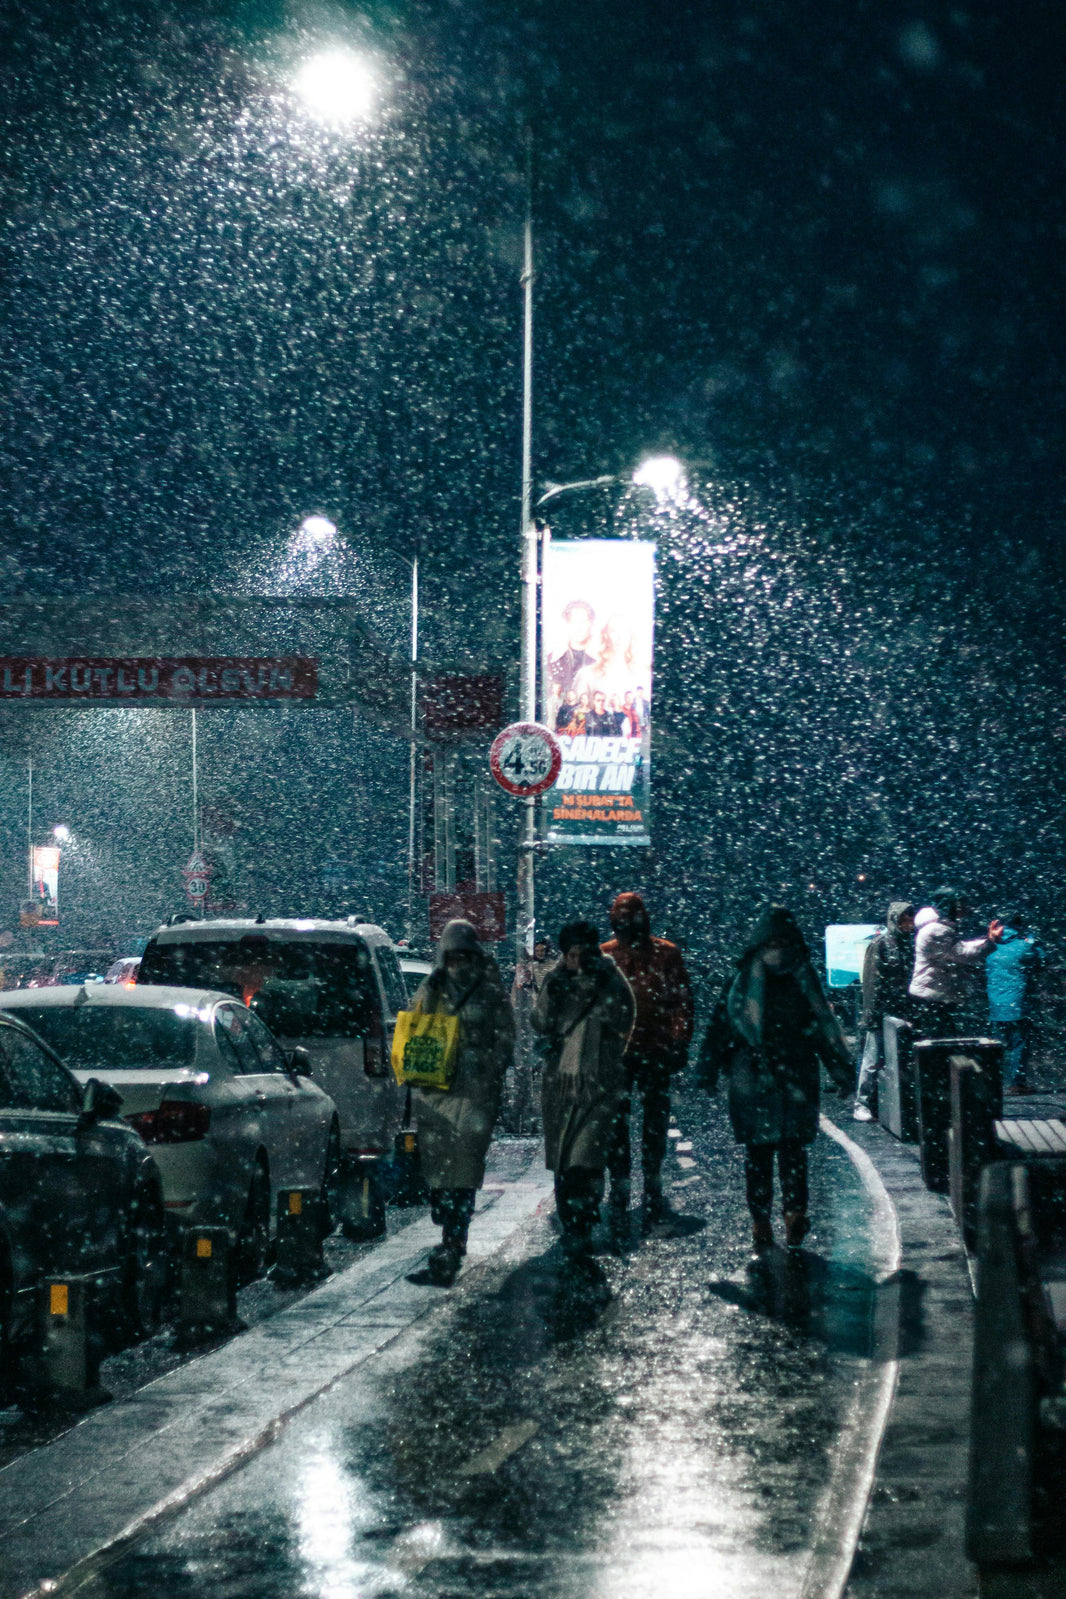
[908,886,1002,1037]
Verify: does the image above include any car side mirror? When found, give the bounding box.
[289,1045,314,1079]
[80,1077,123,1123]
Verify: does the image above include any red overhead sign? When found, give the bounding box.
[421,675,504,741]
[429,891,507,943]
[0,657,317,702]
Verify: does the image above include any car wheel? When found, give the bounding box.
[121,1182,168,1342]
[320,1121,342,1240]
[236,1163,271,1285]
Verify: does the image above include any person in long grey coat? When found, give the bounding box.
[408,919,514,1286]
[699,905,852,1255]
[531,920,635,1260]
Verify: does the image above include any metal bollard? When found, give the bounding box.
[34,1275,108,1408]
[177,1226,238,1343]
[271,1189,330,1288]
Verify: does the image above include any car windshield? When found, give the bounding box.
[10,1006,199,1071]
[138,937,378,1039]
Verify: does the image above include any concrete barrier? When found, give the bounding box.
[177,1226,238,1342]
[915,1037,1003,1193]
[879,1016,918,1141]
[948,1054,1002,1250]
[30,1275,109,1409]
[272,1189,330,1288]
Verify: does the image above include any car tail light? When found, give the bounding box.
[363,1007,389,1078]
[127,1100,211,1143]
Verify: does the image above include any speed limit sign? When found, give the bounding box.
[489,722,562,797]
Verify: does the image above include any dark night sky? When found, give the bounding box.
[0,0,1063,958]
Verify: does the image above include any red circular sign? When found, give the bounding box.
[489,722,562,797]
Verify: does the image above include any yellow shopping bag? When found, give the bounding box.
[391,1006,460,1090]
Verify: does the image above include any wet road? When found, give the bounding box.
[68,1083,896,1599]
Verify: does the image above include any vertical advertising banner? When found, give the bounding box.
[541,538,654,846]
[22,846,59,927]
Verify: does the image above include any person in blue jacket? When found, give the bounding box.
[986,910,1045,1094]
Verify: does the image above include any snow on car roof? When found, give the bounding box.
[149,918,388,944]
[0,983,234,1011]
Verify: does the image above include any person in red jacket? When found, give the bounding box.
[601,891,695,1240]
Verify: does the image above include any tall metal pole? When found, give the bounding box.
[27,754,33,900]
[406,554,419,941]
[516,126,537,969]
[190,708,199,857]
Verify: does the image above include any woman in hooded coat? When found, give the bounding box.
[699,906,853,1253]
[531,921,635,1259]
[408,919,514,1285]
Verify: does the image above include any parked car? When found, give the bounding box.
[0,984,341,1281]
[397,953,433,1001]
[104,956,141,986]
[0,1009,166,1398]
[24,951,114,988]
[136,919,408,1233]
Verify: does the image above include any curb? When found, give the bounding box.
[0,1156,554,1599]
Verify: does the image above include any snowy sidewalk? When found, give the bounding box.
[0,1143,552,1599]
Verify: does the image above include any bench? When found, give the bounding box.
[995,1119,1066,1159]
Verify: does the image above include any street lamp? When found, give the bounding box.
[632,455,686,505]
[292,49,377,126]
[52,825,71,843]
[293,515,339,552]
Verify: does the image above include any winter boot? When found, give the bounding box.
[640,1179,671,1236]
[425,1243,462,1286]
[607,1182,631,1253]
[783,1212,810,1250]
[751,1211,774,1256]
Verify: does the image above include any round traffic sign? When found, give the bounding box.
[489,722,562,797]
[185,876,209,900]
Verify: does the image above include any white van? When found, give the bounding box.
[137,918,408,1232]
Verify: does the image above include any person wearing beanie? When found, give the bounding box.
[908,886,1002,1038]
[407,919,514,1287]
[532,921,635,1265]
[854,901,916,1121]
[601,891,694,1239]
[698,905,853,1256]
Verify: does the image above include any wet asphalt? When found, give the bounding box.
[68,1082,887,1599]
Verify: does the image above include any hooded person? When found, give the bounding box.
[407,919,514,1286]
[908,887,1002,1038]
[601,891,695,1240]
[854,900,916,1121]
[697,905,853,1254]
[531,920,635,1262]
[986,909,1046,1094]
[511,931,556,1005]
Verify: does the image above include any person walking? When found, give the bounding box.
[532,921,635,1265]
[854,901,916,1121]
[511,932,556,1006]
[407,919,514,1286]
[908,887,1002,1038]
[698,905,853,1255]
[602,892,695,1240]
[986,910,1045,1095]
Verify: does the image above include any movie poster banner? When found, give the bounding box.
[541,537,654,846]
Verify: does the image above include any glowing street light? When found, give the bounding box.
[293,49,377,126]
[293,515,339,553]
[52,825,71,842]
[632,454,685,505]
